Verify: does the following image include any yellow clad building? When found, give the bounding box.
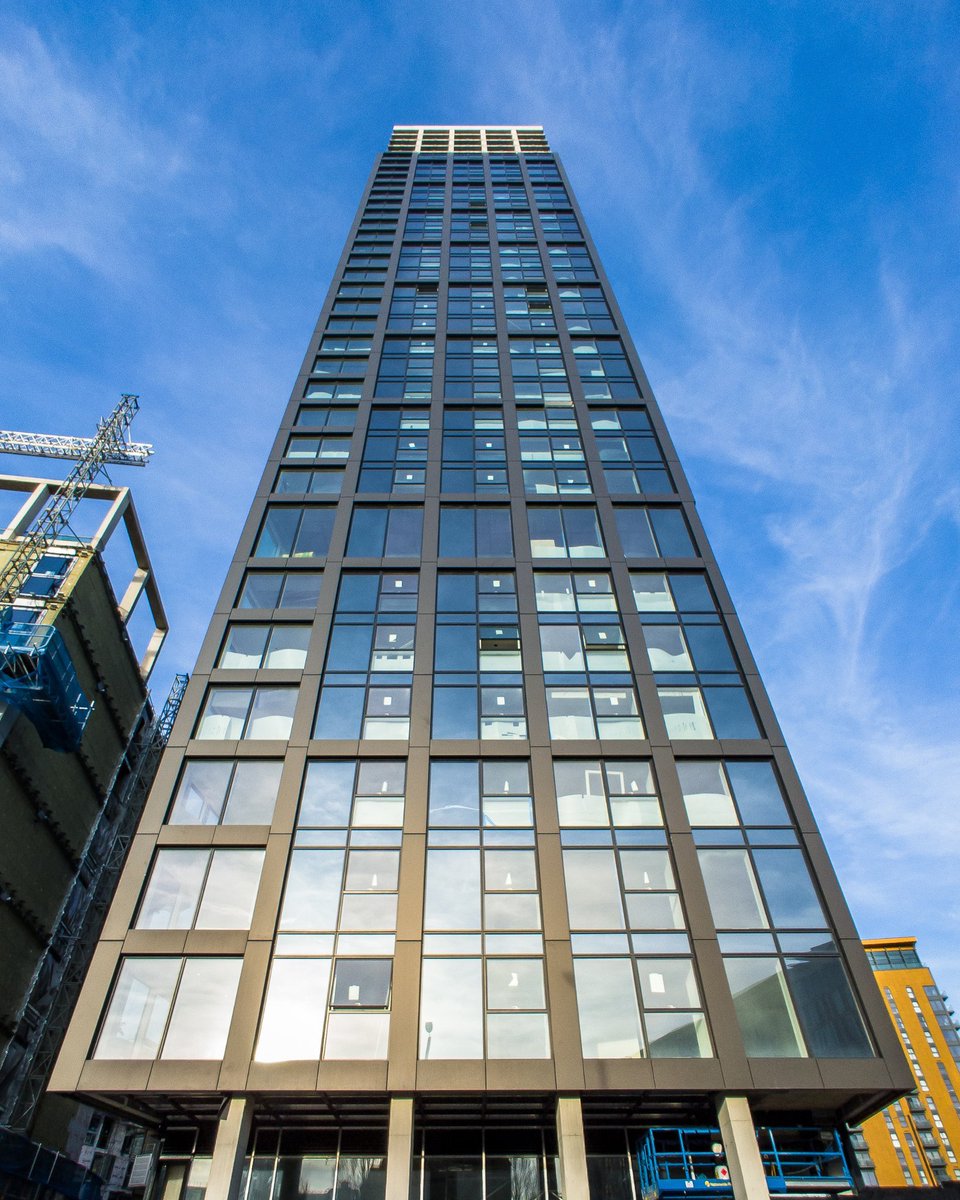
[852,938,960,1186]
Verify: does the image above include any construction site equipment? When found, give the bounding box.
[0,429,151,469]
[0,618,91,752]
[0,394,151,609]
[636,1126,854,1200]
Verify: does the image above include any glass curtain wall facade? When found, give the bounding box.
[51,125,910,1200]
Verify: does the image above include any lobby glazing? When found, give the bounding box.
[50,125,910,1200]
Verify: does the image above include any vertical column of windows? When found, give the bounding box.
[449,243,492,282]
[303,348,367,404]
[631,571,760,740]
[388,283,438,333]
[535,572,644,741]
[441,408,507,494]
[509,338,571,403]
[504,285,555,333]
[420,759,547,1059]
[396,243,442,282]
[357,406,429,494]
[374,338,435,399]
[547,244,596,283]
[278,375,354,492]
[518,400,591,495]
[314,572,418,740]
[444,337,501,400]
[500,244,545,284]
[886,988,930,1089]
[558,284,616,333]
[256,759,405,1061]
[555,759,710,1058]
[571,338,640,402]
[447,285,497,333]
[591,408,672,495]
[680,759,873,1058]
[937,1062,960,1123]
[432,572,526,741]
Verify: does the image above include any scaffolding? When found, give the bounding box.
[0,673,189,1133]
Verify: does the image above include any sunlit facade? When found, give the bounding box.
[51,124,910,1200]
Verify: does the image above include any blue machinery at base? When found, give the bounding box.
[637,1127,854,1200]
[0,616,92,752]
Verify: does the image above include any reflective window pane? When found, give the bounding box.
[169,761,233,824]
[420,958,483,1058]
[94,958,180,1059]
[429,761,480,826]
[636,958,701,1008]
[486,1012,550,1059]
[784,957,873,1057]
[753,849,826,928]
[645,1011,712,1058]
[677,761,738,826]
[573,957,643,1058]
[425,850,481,930]
[247,686,297,739]
[160,958,242,1059]
[223,761,283,824]
[563,850,624,929]
[619,850,674,891]
[726,761,790,824]
[486,958,545,1009]
[194,850,265,929]
[279,850,345,930]
[136,851,208,929]
[724,956,805,1057]
[324,1013,390,1059]
[256,958,331,1061]
[698,849,768,929]
[301,762,355,825]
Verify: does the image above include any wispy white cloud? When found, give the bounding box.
[0,20,192,275]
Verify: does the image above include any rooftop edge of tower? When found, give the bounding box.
[387,125,550,153]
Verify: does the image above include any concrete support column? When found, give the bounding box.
[555,1096,590,1200]
[204,1095,254,1200]
[716,1095,768,1200]
[385,1097,414,1200]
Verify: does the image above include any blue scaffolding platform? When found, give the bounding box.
[637,1127,854,1200]
[0,616,92,752]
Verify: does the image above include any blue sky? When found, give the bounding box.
[2,2,959,1001]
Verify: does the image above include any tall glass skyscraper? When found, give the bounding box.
[51,125,910,1200]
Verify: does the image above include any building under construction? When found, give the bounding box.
[0,398,178,1198]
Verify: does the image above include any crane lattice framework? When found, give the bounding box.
[0,394,153,609]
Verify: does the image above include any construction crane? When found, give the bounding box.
[0,428,152,468]
[0,394,153,750]
[0,394,152,608]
